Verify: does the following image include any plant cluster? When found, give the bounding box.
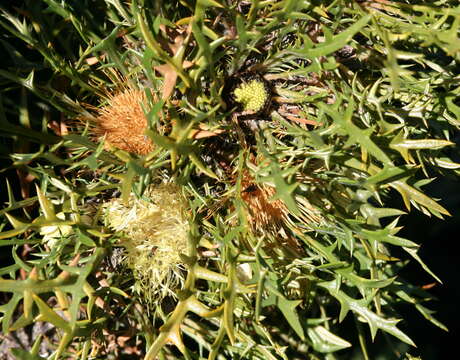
[1,1,459,359]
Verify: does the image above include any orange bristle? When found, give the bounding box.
[93,88,154,155]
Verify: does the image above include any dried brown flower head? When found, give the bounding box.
[240,171,324,234]
[92,87,154,155]
[240,173,288,231]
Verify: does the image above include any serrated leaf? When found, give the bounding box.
[0,226,29,239]
[320,100,392,166]
[35,184,58,221]
[307,325,352,353]
[262,292,305,340]
[414,303,448,331]
[361,228,419,248]
[390,131,453,162]
[0,293,22,333]
[77,230,96,247]
[344,271,397,289]
[296,15,371,58]
[4,213,29,230]
[365,165,415,186]
[391,138,454,150]
[48,177,72,193]
[256,150,301,217]
[302,234,396,290]
[430,157,460,169]
[189,152,219,180]
[360,204,406,222]
[391,180,450,216]
[320,281,415,346]
[394,284,447,330]
[404,247,442,283]
[33,294,72,333]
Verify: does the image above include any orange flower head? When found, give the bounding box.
[93,88,154,155]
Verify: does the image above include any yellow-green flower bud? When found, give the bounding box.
[233,79,269,113]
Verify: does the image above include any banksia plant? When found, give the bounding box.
[1,1,459,359]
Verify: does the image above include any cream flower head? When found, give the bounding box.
[104,184,189,304]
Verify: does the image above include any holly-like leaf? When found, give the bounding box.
[262,290,305,340]
[391,180,450,217]
[320,281,415,346]
[295,15,371,58]
[320,100,393,166]
[307,325,352,353]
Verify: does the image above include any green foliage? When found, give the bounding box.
[1,0,459,359]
